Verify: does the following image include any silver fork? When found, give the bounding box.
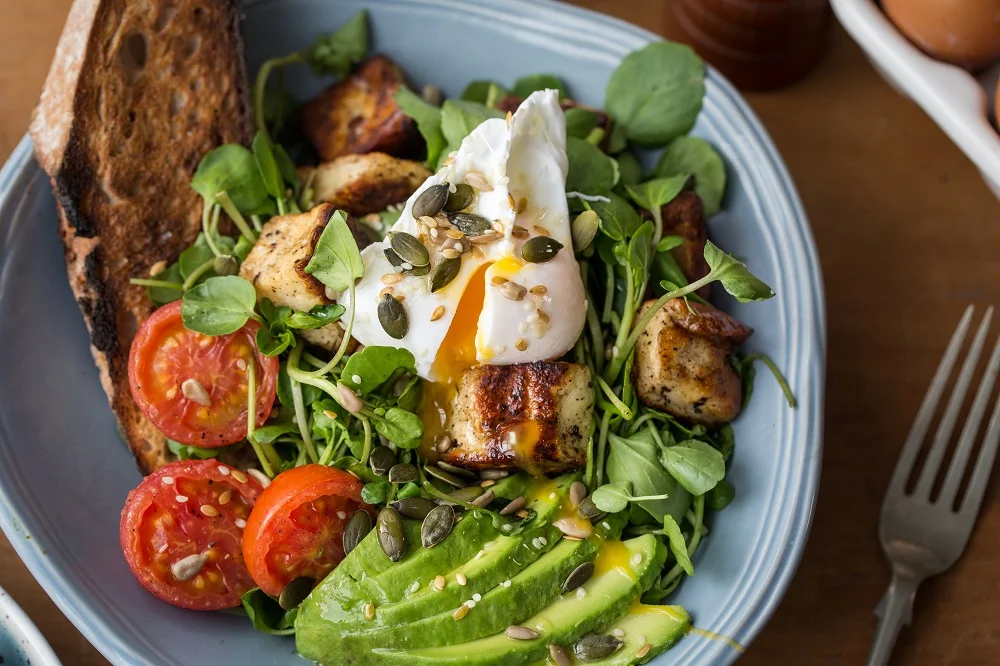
[868,305,1000,666]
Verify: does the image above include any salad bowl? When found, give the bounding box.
[0,0,825,664]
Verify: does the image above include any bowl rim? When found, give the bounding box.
[0,1,825,664]
[0,586,62,666]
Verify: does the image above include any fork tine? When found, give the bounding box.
[887,305,974,498]
[938,329,1000,508]
[960,379,1000,517]
[913,307,993,499]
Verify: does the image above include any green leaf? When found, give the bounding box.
[657,235,684,253]
[278,363,323,410]
[397,481,422,500]
[273,143,301,192]
[181,276,258,336]
[703,241,775,303]
[241,588,297,635]
[655,136,726,215]
[440,99,504,151]
[605,41,705,147]
[146,262,183,306]
[255,325,294,357]
[616,152,643,187]
[304,10,369,77]
[234,235,255,261]
[564,108,598,139]
[252,131,284,200]
[252,423,299,445]
[342,347,416,396]
[167,439,218,460]
[662,514,694,576]
[461,80,508,105]
[191,144,271,215]
[511,73,567,99]
[625,175,688,213]
[395,87,447,168]
[606,430,691,524]
[285,303,346,330]
[706,479,735,511]
[396,377,421,412]
[362,479,390,504]
[304,209,365,292]
[714,424,736,460]
[372,407,423,449]
[589,193,641,242]
[659,439,726,496]
[627,221,655,278]
[565,137,616,195]
[606,121,628,154]
[591,482,632,513]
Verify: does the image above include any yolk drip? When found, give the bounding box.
[593,540,636,579]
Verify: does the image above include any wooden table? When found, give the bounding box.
[2,1,999,664]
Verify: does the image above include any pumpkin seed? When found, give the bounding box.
[499,495,526,516]
[521,236,564,263]
[369,446,396,476]
[343,510,372,555]
[561,561,594,594]
[471,489,495,508]
[569,481,588,508]
[212,254,239,276]
[384,247,404,267]
[438,486,483,506]
[571,210,599,252]
[391,496,437,520]
[448,212,492,236]
[578,497,606,521]
[376,508,406,562]
[549,644,573,666]
[421,504,455,548]
[431,257,462,292]
[378,293,408,339]
[445,183,476,212]
[574,634,623,662]
[390,231,430,267]
[505,625,539,640]
[498,281,527,302]
[426,464,469,488]
[412,183,450,219]
[437,461,478,480]
[388,463,418,484]
[434,434,454,453]
[278,576,315,610]
[480,469,509,480]
[403,262,430,277]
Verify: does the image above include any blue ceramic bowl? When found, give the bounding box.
[0,0,825,663]
[0,587,61,666]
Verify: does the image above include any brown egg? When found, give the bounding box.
[884,0,1000,70]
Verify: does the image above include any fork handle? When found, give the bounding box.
[867,571,921,666]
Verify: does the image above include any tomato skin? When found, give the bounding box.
[127,300,278,447]
[120,460,264,610]
[243,465,372,597]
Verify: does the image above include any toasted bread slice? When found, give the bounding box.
[302,153,430,216]
[30,0,253,474]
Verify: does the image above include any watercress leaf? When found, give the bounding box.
[395,87,447,167]
[181,276,258,335]
[252,423,299,445]
[655,135,726,215]
[242,588,297,635]
[662,514,694,576]
[255,326,294,357]
[234,235,255,261]
[589,192,641,242]
[361,479,390,505]
[706,479,735,511]
[657,235,685,253]
[628,221,655,278]
[379,205,403,231]
[461,80,508,104]
[305,10,369,77]
[278,364,322,409]
[616,152,643,187]
[305,209,364,292]
[591,482,632,513]
[373,407,423,449]
[625,174,689,213]
[564,108,598,139]
[167,439,218,460]
[191,144,270,215]
[607,431,691,524]
[738,355,756,409]
[566,137,616,195]
[511,73,567,99]
[659,439,725,495]
[703,241,775,303]
[606,120,628,154]
[342,347,416,396]
[285,303,346,330]
[252,131,284,200]
[146,262,183,306]
[605,41,705,147]
[396,376,421,412]
[397,481,422,500]
[440,99,504,150]
[273,142,301,191]
[714,424,736,460]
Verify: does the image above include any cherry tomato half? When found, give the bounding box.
[128,300,278,447]
[120,460,264,610]
[243,465,372,597]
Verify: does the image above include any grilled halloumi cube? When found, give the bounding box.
[304,153,430,217]
[299,55,418,161]
[239,204,372,351]
[632,299,752,426]
[443,362,593,475]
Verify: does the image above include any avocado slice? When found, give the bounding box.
[366,535,663,666]
[573,603,691,665]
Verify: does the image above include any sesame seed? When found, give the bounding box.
[538,537,547,546]
[431,305,446,322]
[441,248,461,259]
[502,524,513,532]
[453,605,469,620]
[532,225,550,236]
[200,504,219,517]
[247,469,271,488]
[445,228,464,240]
[165,386,178,399]
[218,490,232,505]
[218,465,230,475]
[352,374,362,384]
[516,197,528,214]
[502,579,512,588]
[576,587,587,599]
[409,581,420,594]
[637,644,652,659]
[419,215,438,228]
[631,553,643,566]
[401,262,414,271]
[337,511,347,520]
[529,285,548,296]
[602,521,611,530]
[175,495,188,503]
[379,286,395,299]
[364,603,375,620]
[441,156,455,166]
[149,260,168,277]
[532,537,542,549]
[457,573,468,586]
[492,220,504,233]
[613,628,625,638]
[549,492,556,500]
[161,476,175,485]
[434,575,446,591]
[516,509,529,519]
[230,470,248,484]
[381,273,404,285]
[518,323,528,334]
[430,228,439,238]
[515,339,528,352]
[465,171,493,192]
[236,358,247,371]
[323,410,337,419]
[466,599,477,608]
[637,635,646,646]
[235,518,247,529]
[505,110,513,126]
[472,593,482,602]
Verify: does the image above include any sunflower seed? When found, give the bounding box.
[390,232,430,267]
[434,434,454,453]
[553,517,593,539]
[529,285,548,296]
[511,225,529,239]
[212,254,239,276]
[521,236,564,263]
[491,276,509,286]
[498,281,527,302]
[516,197,528,214]
[479,469,509,480]
[578,497,606,521]
[438,486,482,506]
[571,210,599,252]
[561,561,595,594]
[391,496,437,520]
[448,212,492,236]
[496,497,524,518]
[381,273,404,286]
[468,231,502,245]
[421,504,455,548]
[452,604,469,620]
[569,481,588,508]
[343,510,372,555]
[388,463,418,484]
[278,576,315,610]
[471,489,495,508]
[507,193,517,209]
[445,183,476,212]
[444,228,465,240]
[431,257,462,292]
[532,225,551,236]
[412,183,450,219]
[378,293,408,339]
[434,575,447,590]
[170,553,207,581]
[149,260,167,276]
[419,215,439,229]
[505,625,539,640]
[426,464,468,488]
[377,508,407,562]
[574,634,623,661]
[337,382,364,414]
[437,461,478,480]
[441,248,461,260]
[636,643,652,659]
[549,644,573,666]
[181,378,211,406]
[364,602,375,620]
[431,305,446,322]
[369,446,396,476]
[464,171,493,191]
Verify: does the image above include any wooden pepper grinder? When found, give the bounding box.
[663,0,832,91]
